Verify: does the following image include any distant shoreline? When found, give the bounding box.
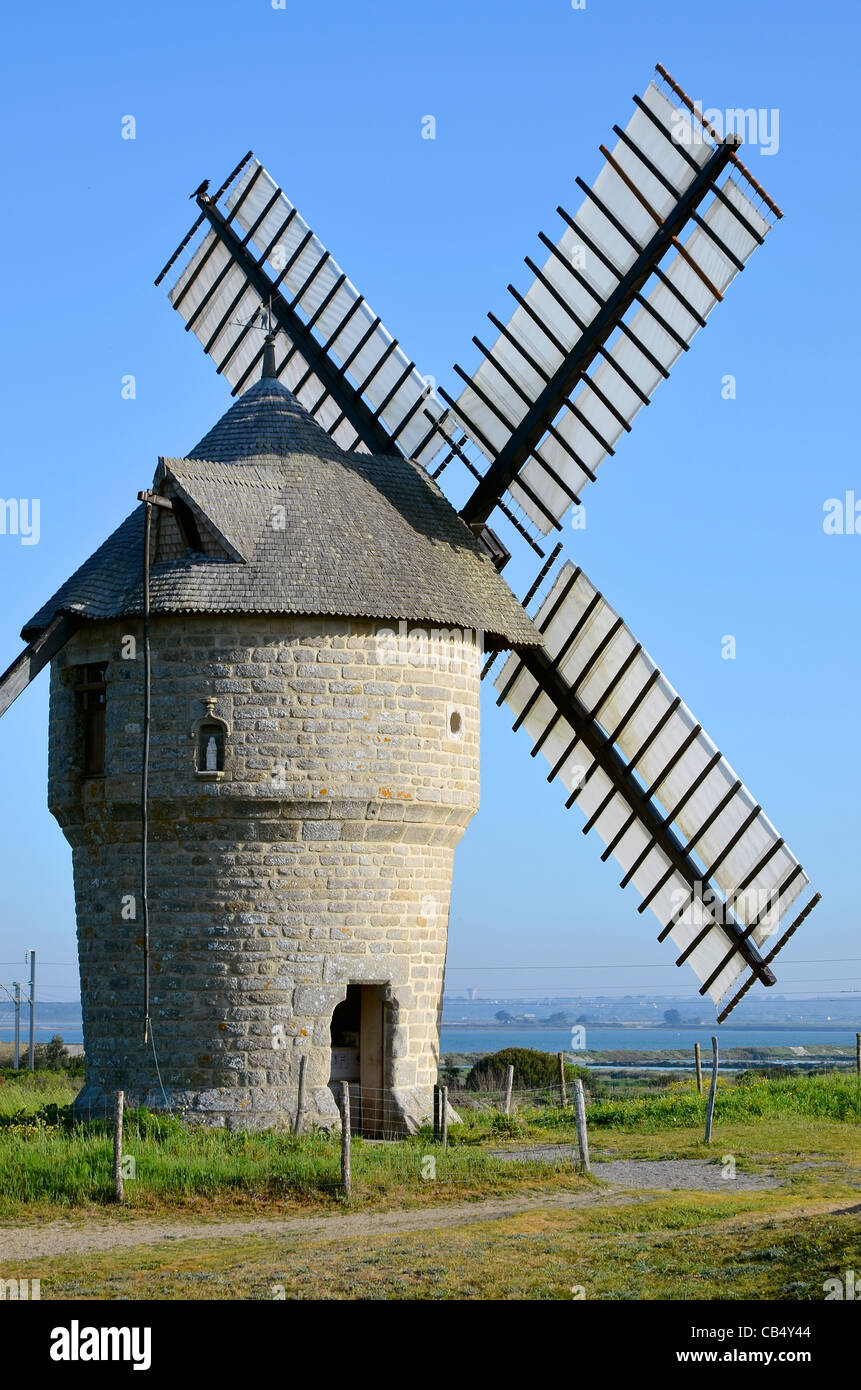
[2,1021,854,1035]
[441,1021,855,1032]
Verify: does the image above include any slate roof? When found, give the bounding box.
[23,376,539,647]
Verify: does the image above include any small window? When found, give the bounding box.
[197,721,225,773]
[75,664,107,777]
[447,705,464,741]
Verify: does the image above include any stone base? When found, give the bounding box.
[72,1082,460,1136]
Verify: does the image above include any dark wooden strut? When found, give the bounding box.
[0,613,82,720]
[458,134,742,531]
[193,197,401,458]
[514,642,776,987]
[154,151,255,289]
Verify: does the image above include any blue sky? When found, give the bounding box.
[0,0,858,1008]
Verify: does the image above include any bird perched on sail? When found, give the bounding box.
[189,179,210,200]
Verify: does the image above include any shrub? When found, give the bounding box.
[489,1111,526,1138]
[39,1036,68,1070]
[466,1048,591,1091]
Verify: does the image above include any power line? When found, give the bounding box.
[8,982,79,990]
[0,961,76,967]
[487,976,861,984]
[3,956,857,970]
[447,980,861,996]
[447,958,861,971]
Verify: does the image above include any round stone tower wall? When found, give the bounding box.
[48,613,481,1131]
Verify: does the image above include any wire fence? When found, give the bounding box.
[2,1075,595,1205]
[54,1079,583,1142]
[5,1050,860,1208]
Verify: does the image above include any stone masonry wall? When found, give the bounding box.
[48,613,482,1130]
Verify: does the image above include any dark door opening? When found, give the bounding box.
[330,984,387,1137]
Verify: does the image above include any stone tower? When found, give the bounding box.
[26,359,537,1131]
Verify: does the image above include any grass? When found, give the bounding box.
[0,1071,857,1219]
[0,1069,81,1116]
[0,1095,594,1217]
[585,1073,861,1129]
[447,1072,861,1138]
[0,1071,858,1299]
[7,1196,859,1301]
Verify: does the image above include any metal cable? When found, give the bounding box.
[141,502,152,1045]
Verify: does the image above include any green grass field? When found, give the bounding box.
[18,1200,856,1301]
[0,1070,858,1214]
[0,1069,858,1299]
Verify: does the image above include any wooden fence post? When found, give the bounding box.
[503,1064,514,1117]
[704,1036,719,1144]
[433,1083,440,1142]
[573,1078,590,1172]
[293,1053,307,1135]
[441,1084,448,1149]
[558,1052,568,1107]
[113,1090,124,1202]
[340,1082,351,1200]
[694,1042,703,1094]
[856,1033,860,1078]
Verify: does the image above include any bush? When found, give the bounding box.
[489,1112,526,1138]
[466,1048,591,1091]
[735,1066,792,1085]
[38,1035,68,1069]
[25,1036,85,1076]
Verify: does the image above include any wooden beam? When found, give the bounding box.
[0,613,82,720]
[194,199,401,457]
[514,641,776,987]
[459,136,740,531]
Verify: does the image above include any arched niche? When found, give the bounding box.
[190,698,230,778]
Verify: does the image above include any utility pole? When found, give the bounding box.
[13,982,20,1070]
[26,950,35,1071]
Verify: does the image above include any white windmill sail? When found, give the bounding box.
[159,157,448,459]
[495,562,817,1011]
[451,75,777,536]
[508,177,770,531]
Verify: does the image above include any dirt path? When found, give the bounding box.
[490,1151,782,1192]
[0,1159,784,1262]
[3,1188,638,1261]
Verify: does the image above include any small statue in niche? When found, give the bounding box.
[196,701,226,773]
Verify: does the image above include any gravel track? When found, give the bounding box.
[0,1158,783,1261]
[488,1149,782,1192]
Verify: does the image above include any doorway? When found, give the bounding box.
[329,984,388,1137]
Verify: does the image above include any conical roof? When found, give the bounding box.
[23,376,539,648]
[187,373,347,464]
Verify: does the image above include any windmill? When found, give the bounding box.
[0,66,819,1131]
